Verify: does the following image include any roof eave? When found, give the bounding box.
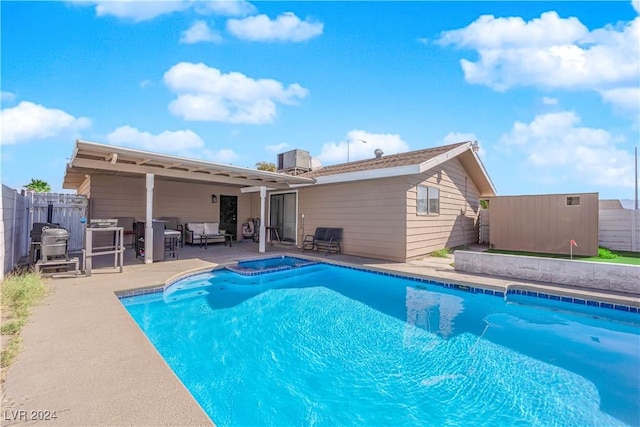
[307,164,422,185]
[65,140,315,188]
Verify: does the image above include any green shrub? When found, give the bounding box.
[430,249,450,258]
[598,247,618,259]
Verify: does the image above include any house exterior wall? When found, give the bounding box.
[77,176,91,197]
[487,193,599,256]
[297,177,408,261]
[86,175,252,238]
[406,157,481,259]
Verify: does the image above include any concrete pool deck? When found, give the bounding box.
[2,241,639,426]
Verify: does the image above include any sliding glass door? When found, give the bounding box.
[269,192,297,242]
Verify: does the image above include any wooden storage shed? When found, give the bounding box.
[486,193,599,256]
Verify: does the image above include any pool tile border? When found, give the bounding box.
[115,256,639,315]
[504,289,639,313]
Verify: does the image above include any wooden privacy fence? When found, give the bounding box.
[599,208,640,252]
[28,192,88,252]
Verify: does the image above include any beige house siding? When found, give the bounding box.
[487,193,599,256]
[77,176,91,197]
[297,178,408,261]
[85,175,252,238]
[406,157,481,259]
[249,193,261,221]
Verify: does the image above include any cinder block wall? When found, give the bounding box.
[454,251,639,295]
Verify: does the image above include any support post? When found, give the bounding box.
[259,186,266,253]
[145,173,154,264]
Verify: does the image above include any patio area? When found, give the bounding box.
[2,241,638,426]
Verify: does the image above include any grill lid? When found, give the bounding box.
[41,228,69,239]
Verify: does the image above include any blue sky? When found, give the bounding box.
[1,1,638,200]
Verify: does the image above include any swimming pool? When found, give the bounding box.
[121,261,640,426]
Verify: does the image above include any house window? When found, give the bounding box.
[566,196,581,206]
[417,185,439,215]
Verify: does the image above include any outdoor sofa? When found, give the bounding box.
[185,222,226,246]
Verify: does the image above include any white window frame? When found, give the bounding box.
[417,185,440,215]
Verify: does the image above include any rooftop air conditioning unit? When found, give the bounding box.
[277,149,312,175]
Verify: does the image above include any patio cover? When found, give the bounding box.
[63,140,315,259]
[63,140,314,190]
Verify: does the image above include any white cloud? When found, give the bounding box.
[227,12,323,42]
[92,1,190,22]
[500,111,634,188]
[441,132,477,145]
[163,62,308,124]
[140,79,152,89]
[1,101,90,145]
[1,91,16,103]
[75,0,255,22]
[180,21,222,44]
[438,11,640,113]
[266,142,290,153]
[440,132,485,157]
[439,12,588,50]
[317,130,409,164]
[206,148,239,163]
[542,96,558,105]
[106,125,239,163]
[106,125,204,152]
[599,87,640,115]
[195,0,256,17]
[633,0,640,14]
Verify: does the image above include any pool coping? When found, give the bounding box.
[115,254,640,315]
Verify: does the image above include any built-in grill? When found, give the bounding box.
[40,228,69,262]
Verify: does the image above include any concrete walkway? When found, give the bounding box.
[2,242,638,426]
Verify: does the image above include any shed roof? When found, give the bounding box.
[63,140,315,190]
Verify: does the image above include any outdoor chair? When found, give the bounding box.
[303,227,343,256]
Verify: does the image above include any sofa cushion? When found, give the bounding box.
[188,223,204,235]
[204,222,219,235]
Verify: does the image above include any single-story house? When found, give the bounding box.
[63,139,496,262]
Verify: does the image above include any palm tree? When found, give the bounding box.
[25,178,51,193]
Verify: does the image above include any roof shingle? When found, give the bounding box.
[301,141,469,178]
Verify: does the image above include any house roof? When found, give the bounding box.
[299,141,497,196]
[63,140,315,190]
[303,142,467,178]
[599,199,623,209]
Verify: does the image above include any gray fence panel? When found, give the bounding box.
[2,185,28,278]
[29,193,88,252]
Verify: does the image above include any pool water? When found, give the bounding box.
[122,263,640,426]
